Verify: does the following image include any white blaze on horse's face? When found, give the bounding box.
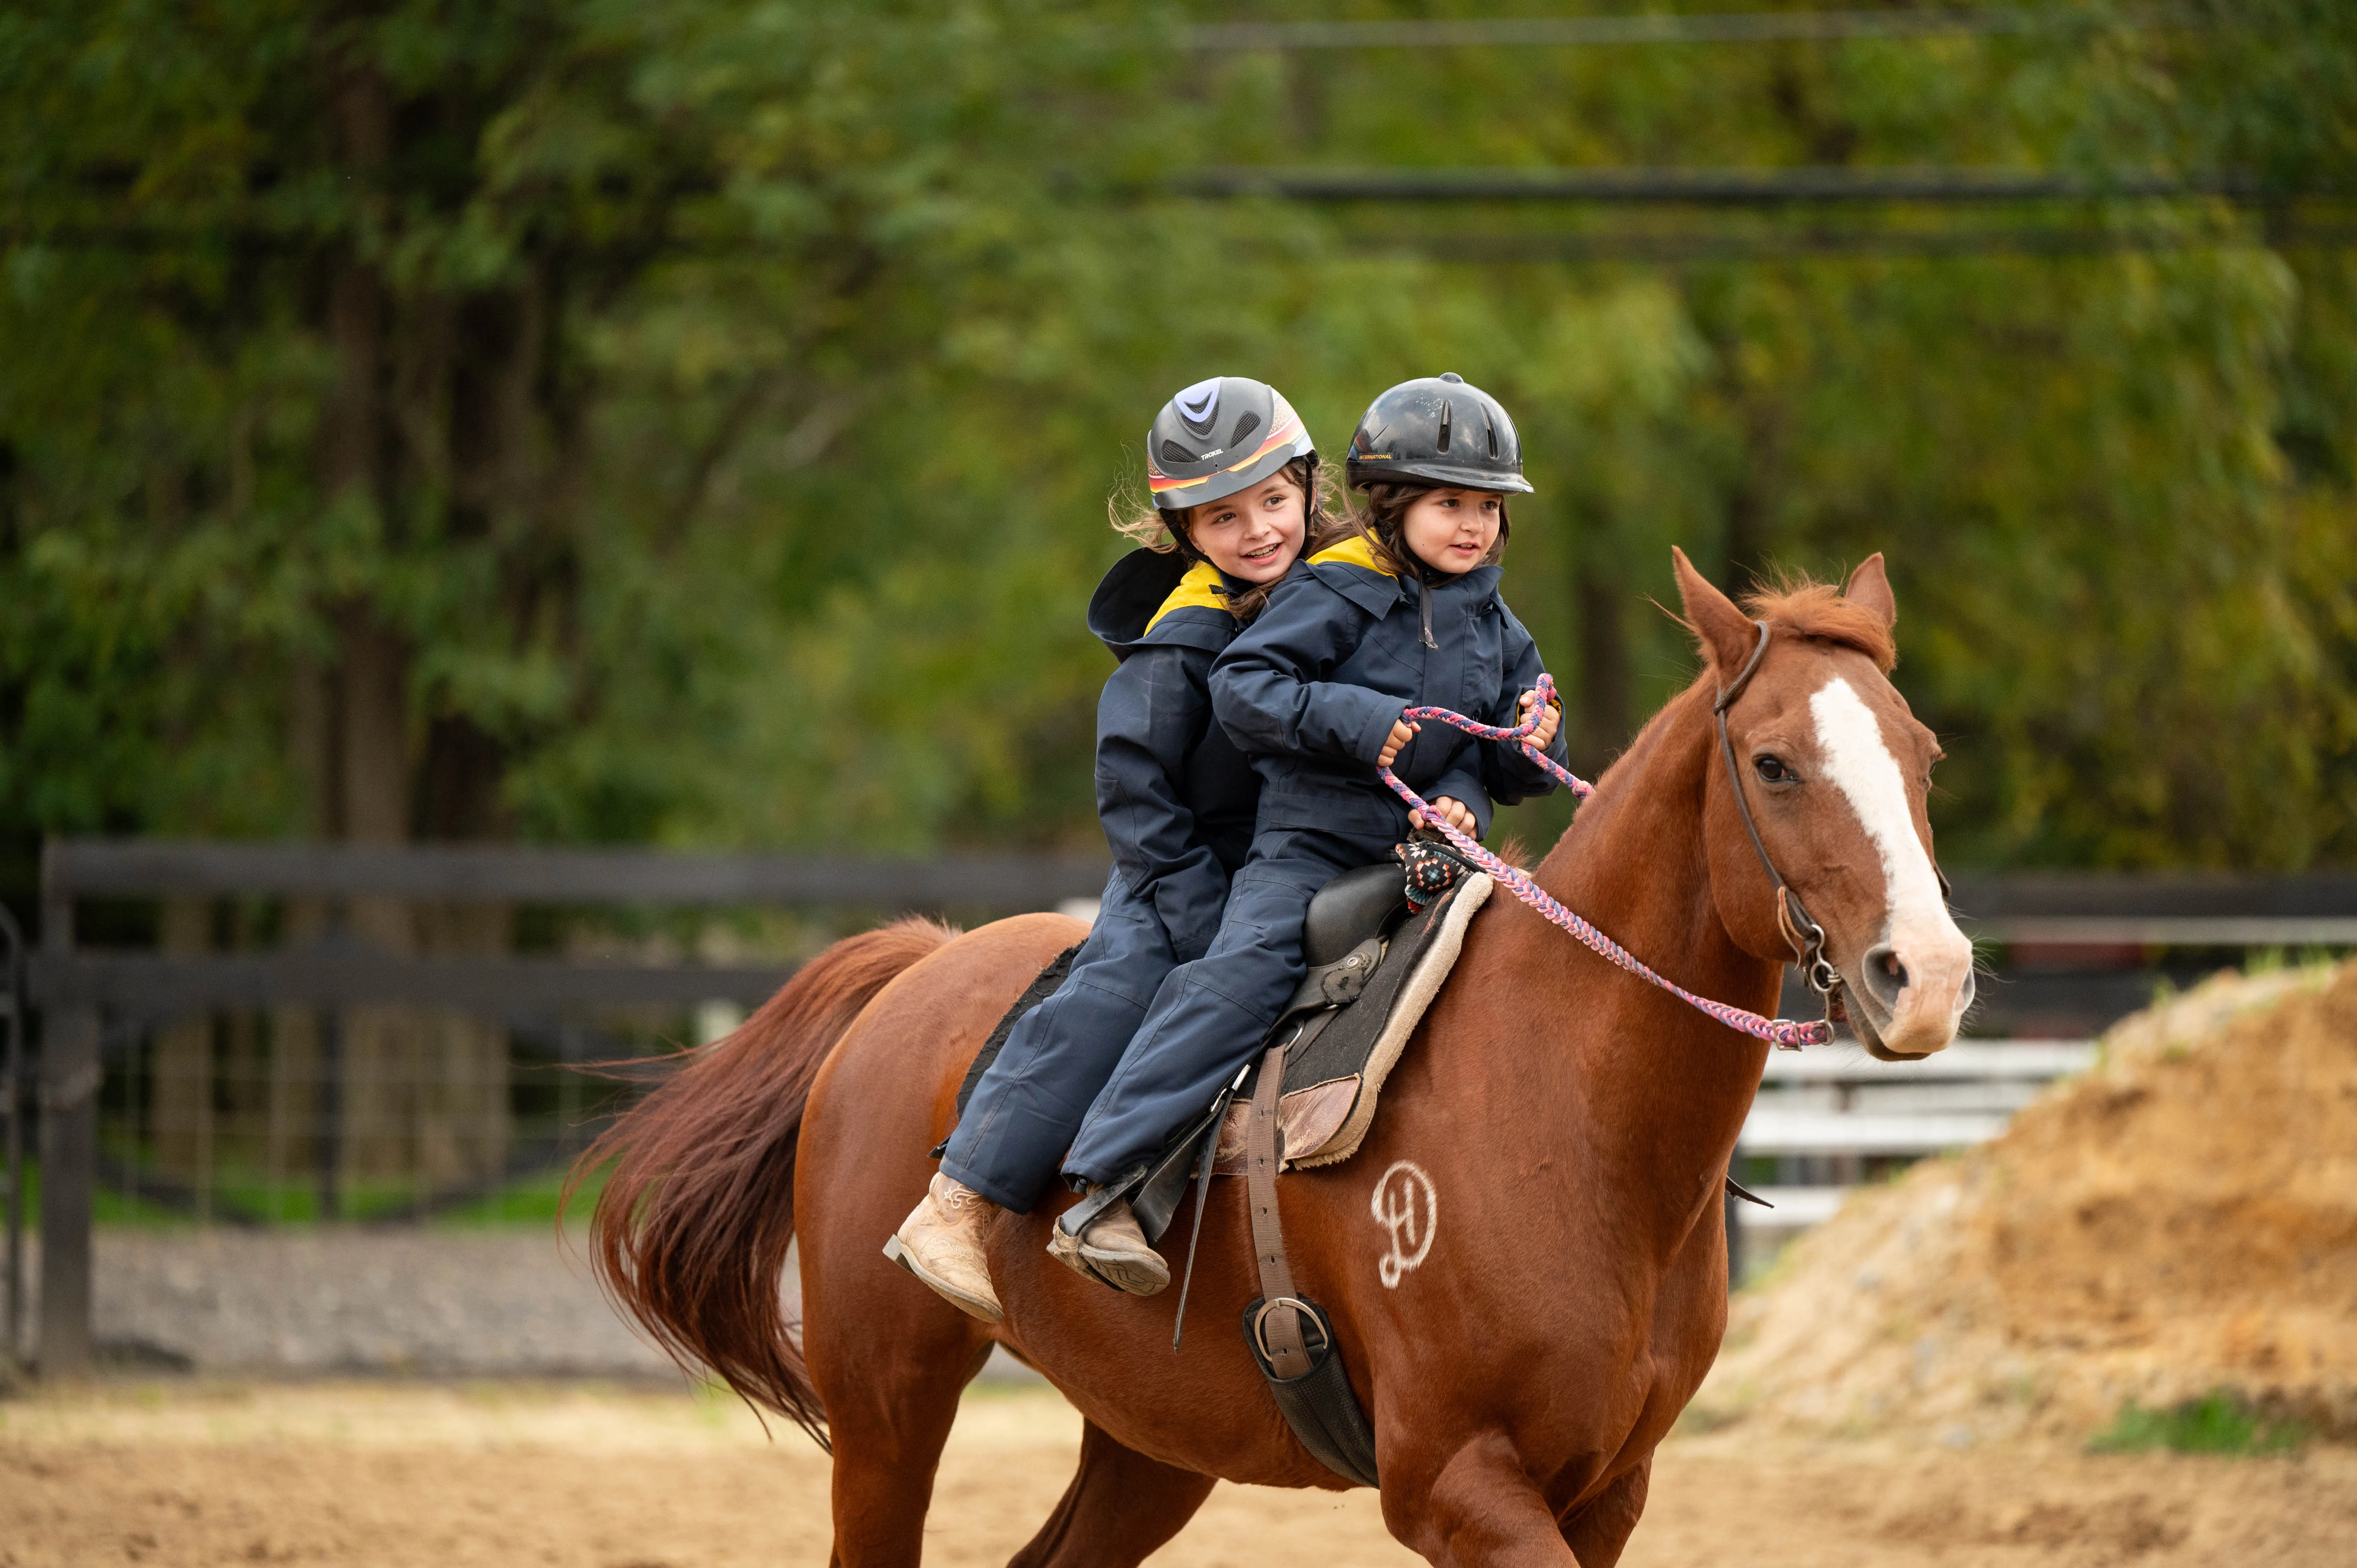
[1809,677,1975,1056]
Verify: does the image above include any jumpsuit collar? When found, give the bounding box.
[1408,563,1503,649]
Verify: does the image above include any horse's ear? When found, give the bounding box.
[1843,552,1897,628]
[1671,546,1757,681]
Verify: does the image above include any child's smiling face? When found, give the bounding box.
[1399,487,1504,575]
[1182,472,1307,585]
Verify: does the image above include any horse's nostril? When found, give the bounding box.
[1860,944,1909,1009]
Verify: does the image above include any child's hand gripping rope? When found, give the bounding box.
[1376,673,1834,1050]
[1376,715,1482,836]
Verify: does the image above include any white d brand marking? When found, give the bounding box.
[1371,1161,1438,1288]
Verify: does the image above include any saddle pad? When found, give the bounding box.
[953,942,1082,1119]
[1214,872,1493,1173]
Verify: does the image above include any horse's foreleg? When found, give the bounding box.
[1557,1459,1649,1568]
[1006,1419,1216,1568]
[1382,1430,1578,1566]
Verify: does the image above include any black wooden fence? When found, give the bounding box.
[8,839,2355,1376]
[17,839,1108,1376]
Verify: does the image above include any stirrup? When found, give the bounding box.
[1049,1169,1158,1294]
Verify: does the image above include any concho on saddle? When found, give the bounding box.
[950,839,1491,1239]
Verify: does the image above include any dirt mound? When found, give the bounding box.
[1699,962,2357,1443]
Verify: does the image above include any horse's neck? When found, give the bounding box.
[1466,684,1776,1245]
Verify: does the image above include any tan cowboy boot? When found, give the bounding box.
[883,1173,1004,1324]
[1046,1195,1171,1297]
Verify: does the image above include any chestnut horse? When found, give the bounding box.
[577,549,1973,1566]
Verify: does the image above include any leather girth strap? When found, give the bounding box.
[1245,1044,1310,1376]
[1241,1042,1382,1488]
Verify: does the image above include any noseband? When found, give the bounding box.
[1712,622,1843,1041]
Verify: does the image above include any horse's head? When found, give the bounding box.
[1672,547,1974,1059]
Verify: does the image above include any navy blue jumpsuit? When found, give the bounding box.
[940,549,1261,1212]
[1060,535,1569,1188]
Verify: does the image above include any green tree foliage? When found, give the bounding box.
[2,1,2353,887]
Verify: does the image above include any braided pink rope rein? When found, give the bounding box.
[1380,673,1834,1050]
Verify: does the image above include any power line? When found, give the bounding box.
[1360,222,2357,263]
[1182,8,2183,52]
[1175,166,2291,203]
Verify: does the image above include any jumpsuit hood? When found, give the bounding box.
[1086,543,1264,891]
[1090,548,1239,656]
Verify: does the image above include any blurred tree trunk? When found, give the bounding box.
[1722,395,1782,593]
[292,47,529,1211]
[1572,565,1633,780]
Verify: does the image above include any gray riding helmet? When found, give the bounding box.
[1146,377,1317,516]
[1343,372,1533,494]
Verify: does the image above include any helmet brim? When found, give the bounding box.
[1345,457,1533,495]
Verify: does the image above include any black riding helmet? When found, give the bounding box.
[1343,372,1533,495]
[1147,377,1318,521]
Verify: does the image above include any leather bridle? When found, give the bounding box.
[1713,621,1843,1040]
[1712,619,1956,1048]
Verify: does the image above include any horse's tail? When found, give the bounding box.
[568,916,958,1447]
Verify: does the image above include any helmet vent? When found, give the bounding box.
[1486,409,1498,457]
[1160,439,1197,465]
[1229,412,1261,449]
[1175,379,1221,428]
[1436,398,1452,453]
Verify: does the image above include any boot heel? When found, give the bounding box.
[883,1231,1004,1324]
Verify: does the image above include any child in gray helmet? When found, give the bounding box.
[1047,375,1566,1282]
[887,377,1343,1321]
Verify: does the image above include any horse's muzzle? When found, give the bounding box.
[1844,925,1975,1060]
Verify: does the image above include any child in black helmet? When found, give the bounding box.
[888,377,1345,1320]
[1049,375,1566,1275]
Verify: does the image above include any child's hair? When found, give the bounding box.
[1109,455,1349,621]
[1345,481,1512,579]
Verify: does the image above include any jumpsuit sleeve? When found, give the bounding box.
[1210,579,1406,766]
[1480,607,1573,805]
[1094,646,1231,963]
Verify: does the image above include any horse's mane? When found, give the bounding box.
[1739,574,1896,672]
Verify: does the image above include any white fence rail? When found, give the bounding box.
[1735,1038,2098,1242]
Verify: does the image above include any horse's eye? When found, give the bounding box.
[1754,756,1792,784]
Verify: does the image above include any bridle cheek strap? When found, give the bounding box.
[1713,621,1841,1041]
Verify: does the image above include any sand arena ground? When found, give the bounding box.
[12,967,2356,1563]
[4,1378,2353,1567]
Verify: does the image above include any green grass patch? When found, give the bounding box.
[2089,1391,2306,1457]
[92,1183,203,1227]
[32,1150,617,1230]
[431,1156,613,1228]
